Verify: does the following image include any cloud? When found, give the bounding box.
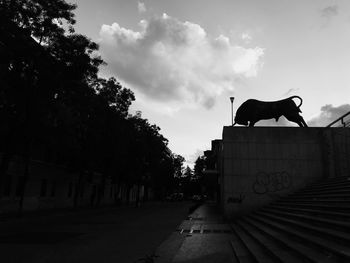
[185,149,205,168]
[255,116,291,127]
[99,14,264,109]
[241,32,252,43]
[137,2,146,13]
[308,104,350,127]
[283,88,300,97]
[321,5,338,19]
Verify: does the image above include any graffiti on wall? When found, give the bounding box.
[252,171,292,195]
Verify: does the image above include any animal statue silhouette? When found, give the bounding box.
[234,96,308,127]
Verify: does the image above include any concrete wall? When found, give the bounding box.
[322,128,350,178]
[220,127,350,218]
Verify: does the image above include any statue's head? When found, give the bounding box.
[234,116,248,126]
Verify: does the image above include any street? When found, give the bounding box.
[0,202,192,263]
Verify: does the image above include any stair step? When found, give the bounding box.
[243,217,336,263]
[307,176,350,187]
[298,184,350,193]
[262,207,350,231]
[231,222,275,263]
[296,186,350,194]
[256,211,350,244]
[230,229,256,263]
[229,176,350,262]
[277,199,350,205]
[268,204,350,220]
[236,219,301,263]
[296,190,350,198]
[274,202,350,212]
[289,189,350,197]
[250,214,350,261]
[284,194,350,200]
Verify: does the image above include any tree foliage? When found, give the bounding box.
[0,0,183,201]
[194,155,206,180]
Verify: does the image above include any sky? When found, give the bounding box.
[68,0,350,166]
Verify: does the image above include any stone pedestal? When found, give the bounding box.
[220,127,350,218]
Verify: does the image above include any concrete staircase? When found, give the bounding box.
[230,176,350,263]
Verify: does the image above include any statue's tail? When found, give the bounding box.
[289,96,303,111]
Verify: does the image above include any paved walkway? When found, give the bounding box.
[0,202,192,263]
[0,202,236,263]
[156,202,236,263]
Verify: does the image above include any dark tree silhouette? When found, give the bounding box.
[194,155,206,181]
[0,0,184,207]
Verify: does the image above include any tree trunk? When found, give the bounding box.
[73,172,83,208]
[135,181,141,208]
[143,184,148,202]
[19,142,31,213]
[0,126,15,197]
[114,179,121,205]
[126,185,131,205]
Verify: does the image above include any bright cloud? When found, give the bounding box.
[241,32,252,43]
[137,1,146,13]
[99,14,264,109]
[255,117,291,127]
[186,149,204,165]
[308,104,350,127]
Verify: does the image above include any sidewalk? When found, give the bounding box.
[155,202,236,263]
[0,201,192,263]
[0,201,166,223]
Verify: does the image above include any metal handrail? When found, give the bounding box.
[326,111,350,127]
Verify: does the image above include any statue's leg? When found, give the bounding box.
[300,117,308,127]
[249,121,256,127]
[284,113,308,127]
[295,115,308,127]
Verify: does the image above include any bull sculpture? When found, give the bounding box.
[234,96,308,127]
